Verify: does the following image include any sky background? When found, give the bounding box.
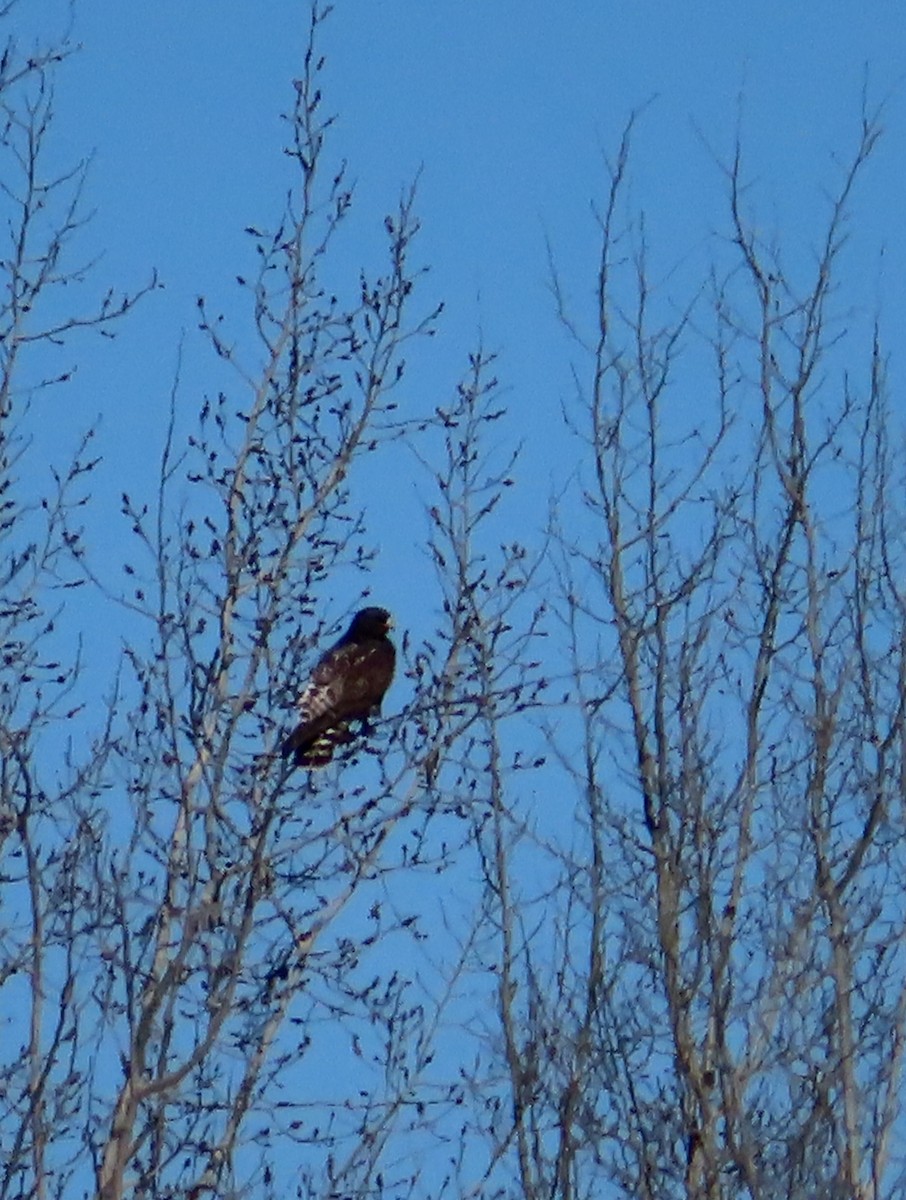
[32,1,904,657]
[10,1,906,1191]
[21,0,906,942]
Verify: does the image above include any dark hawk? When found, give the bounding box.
[281,607,396,768]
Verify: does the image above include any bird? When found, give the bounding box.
[281,607,396,768]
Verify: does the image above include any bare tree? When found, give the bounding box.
[0,2,466,1195]
[0,8,156,1197]
[462,107,906,1200]
[5,4,905,1199]
[88,25,447,1200]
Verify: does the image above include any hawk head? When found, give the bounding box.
[345,606,393,640]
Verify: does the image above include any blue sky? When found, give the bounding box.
[11,2,906,1192]
[16,0,903,831]
[21,2,897,673]
[37,2,903,634]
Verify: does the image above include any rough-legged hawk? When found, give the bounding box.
[282,607,396,768]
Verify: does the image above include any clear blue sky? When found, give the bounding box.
[11,3,889,681]
[13,0,900,822]
[13,2,906,1191]
[1,6,881,533]
[29,0,902,647]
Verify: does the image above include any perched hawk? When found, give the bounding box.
[281,607,396,768]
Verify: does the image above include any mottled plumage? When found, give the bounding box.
[282,607,395,768]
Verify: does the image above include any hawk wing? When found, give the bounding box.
[293,652,350,727]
